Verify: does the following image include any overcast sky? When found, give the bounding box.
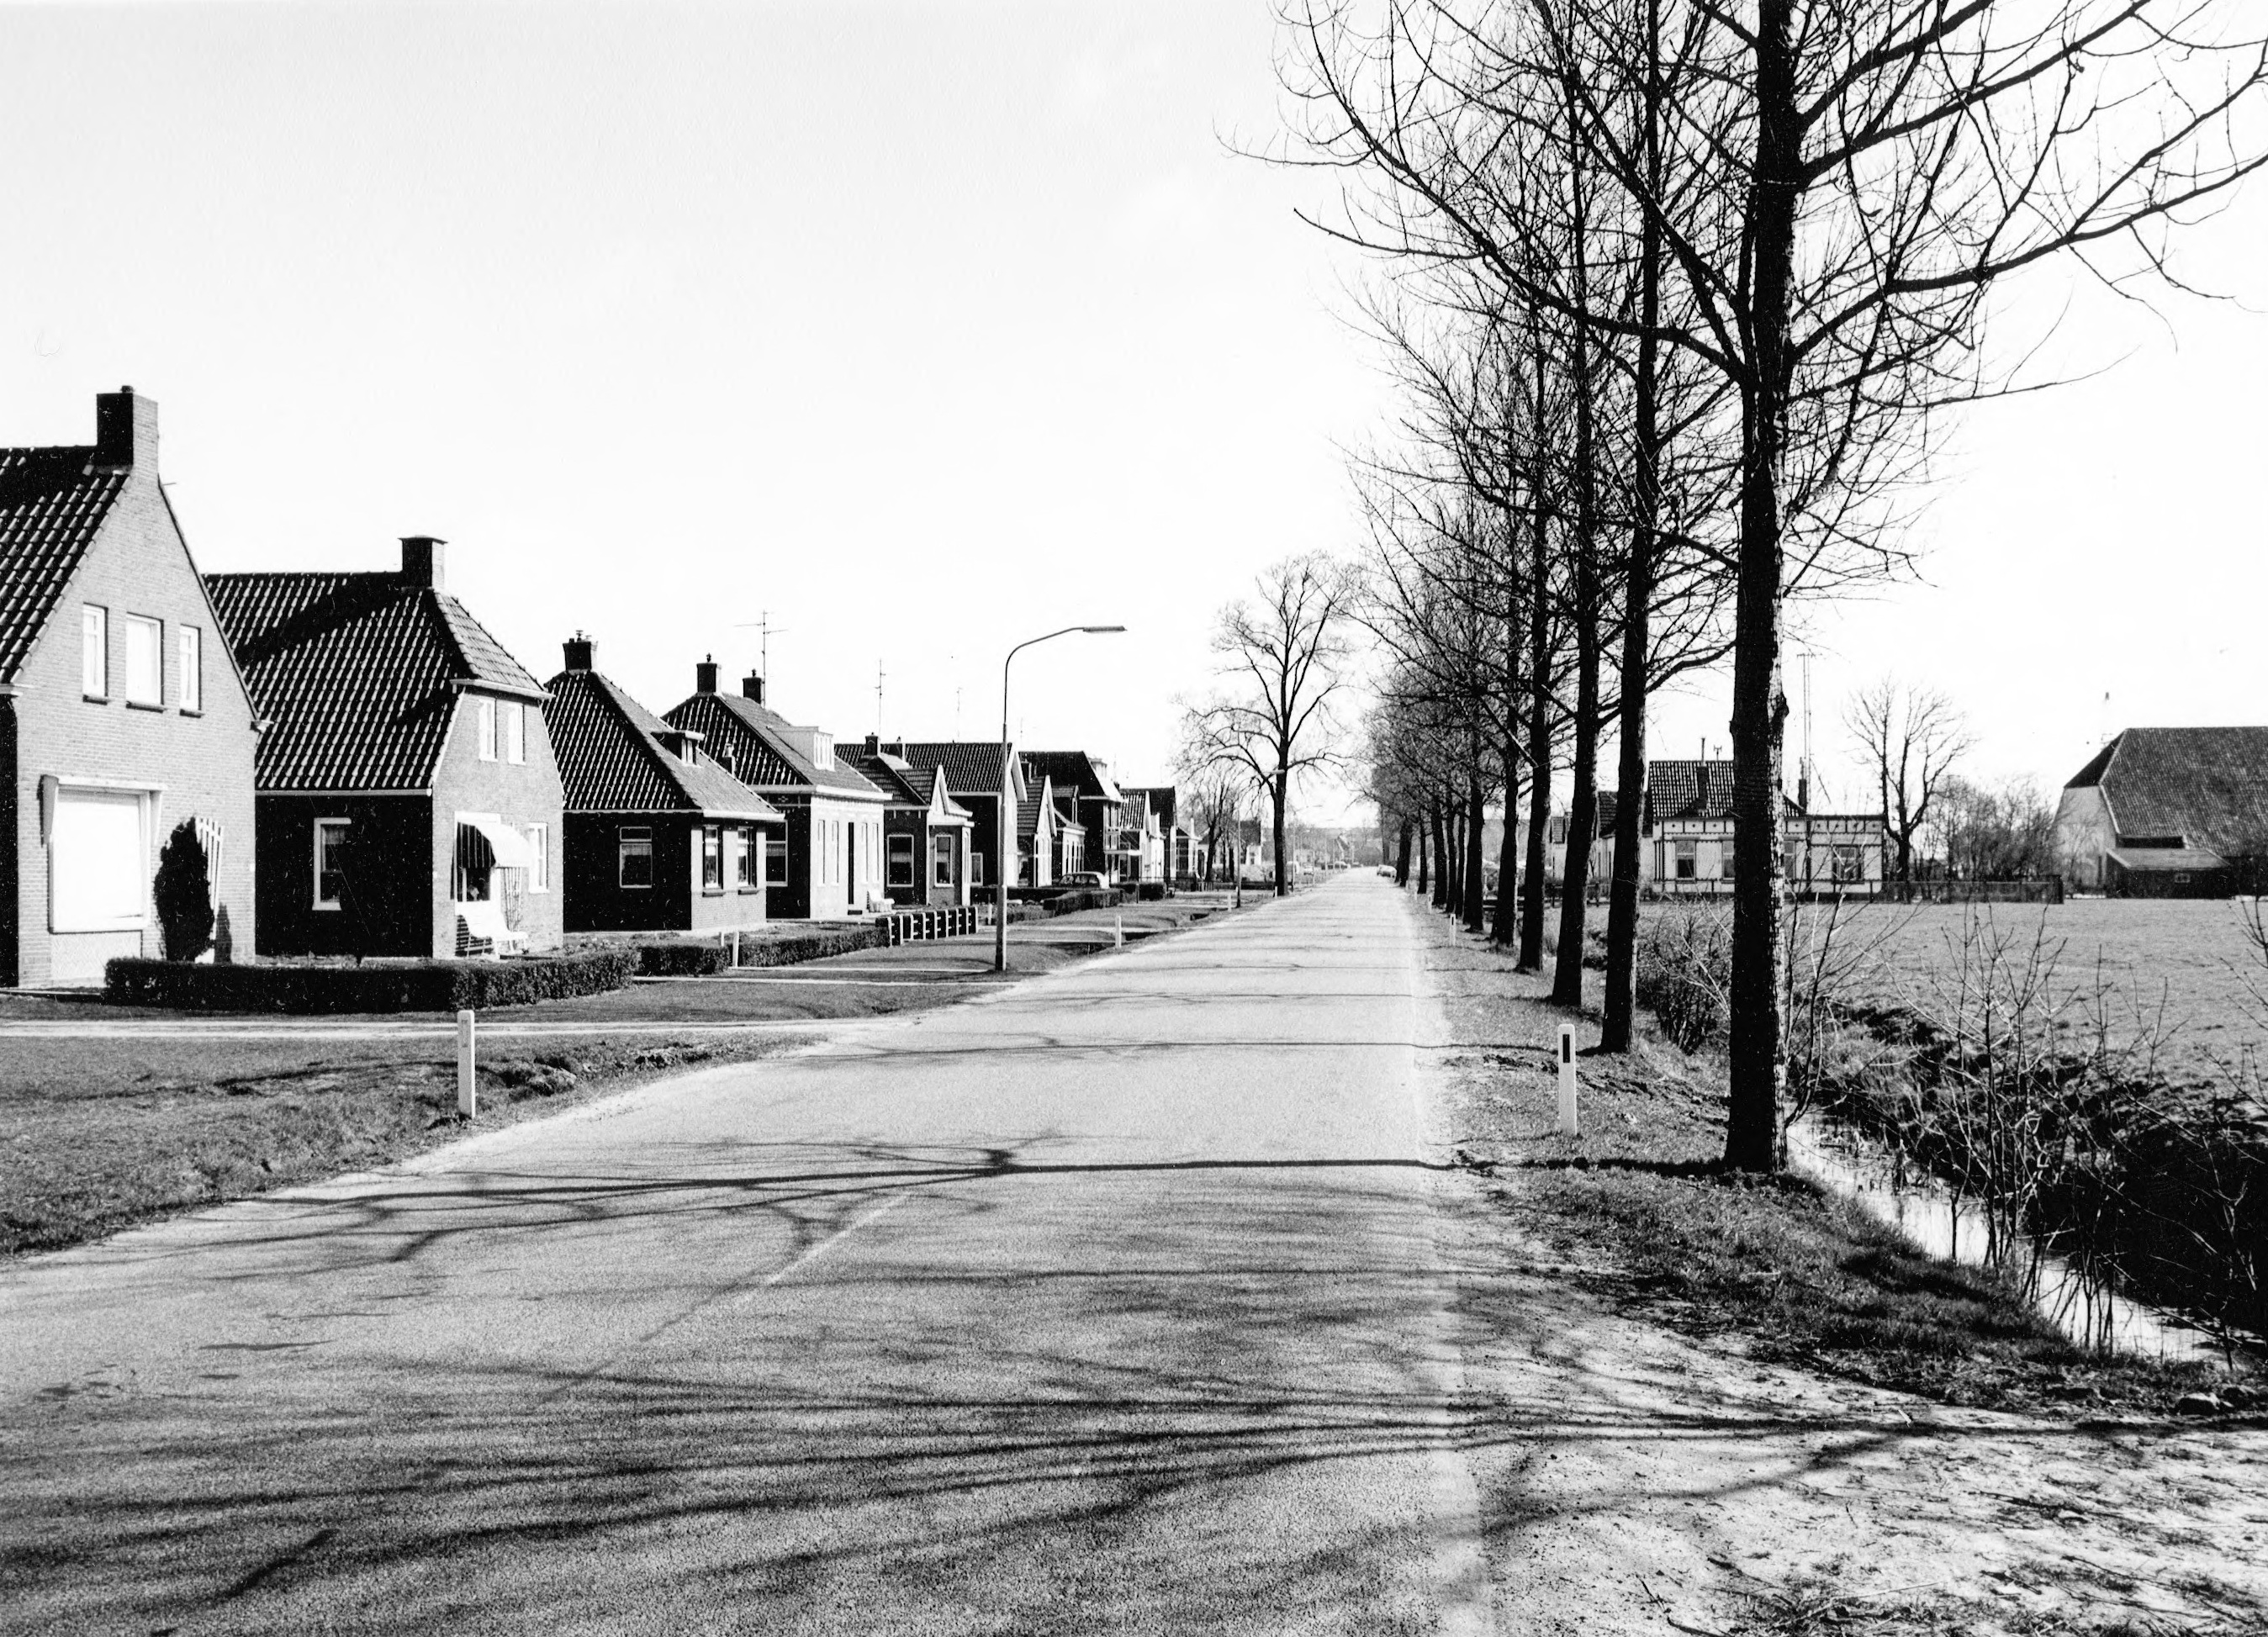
[4,3,2261,823]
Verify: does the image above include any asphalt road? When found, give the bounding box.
[0,875,1492,1635]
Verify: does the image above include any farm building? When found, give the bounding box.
[2054,727,2268,896]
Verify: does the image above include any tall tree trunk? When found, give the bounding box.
[1271,769,1290,896]
[1724,0,1799,1173]
[1603,0,1664,1053]
[1552,106,1602,1012]
[1463,767,1486,932]
[1394,816,1413,886]
[1415,808,1430,895]
[1491,730,1521,943]
[1447,800,1465,914]
[1517,319,1554,973]
[1430,804,1449,909]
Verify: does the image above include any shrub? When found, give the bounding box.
[104,949,635,1014]
[637,942,731,976]
[1636,905,1731,1053]
[735,926,886,967]
[152,821,214,963]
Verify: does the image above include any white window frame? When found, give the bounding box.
[314,817,351,911]
[504,700,526,764]
[123,614,162,708]
[700,824,725,894]
[476,697,498,762]
[45,779,161,933]
[888,832,915,888]
[82,605,108,698]
[177,625,203,714]
[523,821,549,892]
[764,834,787,885]
[932,833,954,888]
[618,826,653,889]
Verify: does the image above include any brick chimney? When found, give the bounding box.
[695,655,718,694]
[742,671,765,705]
[94,386,159,473]
[563,632,595,673]
[863,732,880,756]
[399,536,447,589]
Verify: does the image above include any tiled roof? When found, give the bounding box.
[2106,845,2230,872]
[1023,750,1119,805]
[900,741,1015,803]
[546,668,781,820]
[664,690,888,800]
[208,572,545,791]
[1018,789,1049,842]
[2074,727,2268,855]
[0,446,130,683]
[1122,784,1177,828]
[1647,759,1737,823]
[846,748,925,806]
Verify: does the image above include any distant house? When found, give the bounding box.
[1534,763,1885,895]
[1049,785,1084,880]
[849,735,972,908]
[543,635,784,934]
[0,388,261,985]
[1018,774,1061,887]
[1022,750,1127,884]
[1120,785,1175,885]
[209,536,564,958]
[663,665,890,918]
[898,741,1023,894]
[2054,727,2268,896]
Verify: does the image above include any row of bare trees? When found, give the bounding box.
[1285,0,2268,1167]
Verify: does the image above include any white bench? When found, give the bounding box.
[455,898,526,958]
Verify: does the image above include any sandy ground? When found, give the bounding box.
[1408,900,2268,1635]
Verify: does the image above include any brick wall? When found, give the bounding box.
[428,692,566,956]
[565,812,768,933]
[256,793,431,957]
[7,473,260,985]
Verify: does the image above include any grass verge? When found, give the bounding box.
[1421,910,2226,1418]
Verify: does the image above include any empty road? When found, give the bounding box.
[1,877,1498,1634]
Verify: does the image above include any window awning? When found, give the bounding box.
[457,811,538,869]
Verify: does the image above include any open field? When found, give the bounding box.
[0,895,1240,1256]
[1639,895,2268,1082]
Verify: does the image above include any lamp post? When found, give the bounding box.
[997,625,1125,973]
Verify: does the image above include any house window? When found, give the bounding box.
[453,825,495,902]
[82,605,108,697]
[504,701,526,764]
[477,698,498,761]
[701,825,724,893]
[764,835,787,885]
[523,822,548,892]
[178,626,202,713]
[1832,845,1865,884]
[1719,838,1735,883]
[50,787,153,932]
[1674,838,1698,880]
[314,818,351,911]
[618,826,653,888]
[734,828,759,890]
[933,834,954,888]
[888,832,915,888]
[123,615,162,707]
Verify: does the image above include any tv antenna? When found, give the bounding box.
[732,610,788,681]
[875,661,886,735]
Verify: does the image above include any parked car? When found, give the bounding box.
[1060,871,1106,889]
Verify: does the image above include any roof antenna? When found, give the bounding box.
[733,610,788,684]
[875,661,886,736]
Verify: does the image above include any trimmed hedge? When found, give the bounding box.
[103,950,636,1015]
[633,924,886,976]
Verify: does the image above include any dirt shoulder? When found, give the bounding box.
[1403,892,2268,1636]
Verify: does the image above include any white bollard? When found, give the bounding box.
[1556,1022,1579,1137]
[457,1008,478,1118]
[731,929,741,969]
[1113,912,1123,948]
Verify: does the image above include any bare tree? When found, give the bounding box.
[1846,679,1973,890]
[1186,553,1361,896]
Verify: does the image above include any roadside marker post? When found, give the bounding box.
[1113,913,1123,948]
[457,1009,477,1118]
[1556,1022,1578,1137]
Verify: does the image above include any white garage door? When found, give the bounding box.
[52,788,150,933]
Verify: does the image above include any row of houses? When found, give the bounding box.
[0,389,1188,984]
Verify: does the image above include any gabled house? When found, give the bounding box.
[2054,727,2268,895]
[209,536,563,958]
[898,741,1023,893]
[1532,764,1884,895]
[850,735,972,908]
[0,388,262,985]
[1119,785,1176,885]
[1018,774,1060,887]
[544,635,785,933]
[663,664,890,919]
[1022,750,1126,884]
[1049,787,1084,880]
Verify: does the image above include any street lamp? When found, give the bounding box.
[997,625,1125,972]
